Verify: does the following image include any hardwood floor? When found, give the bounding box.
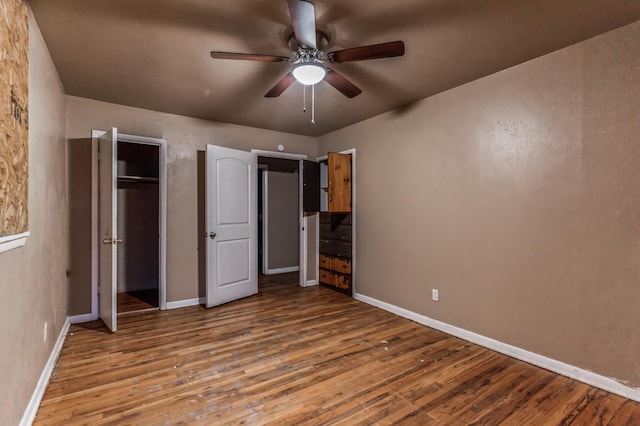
[36,275,640,425]
[258,271,299,285]
[117,289,159,314]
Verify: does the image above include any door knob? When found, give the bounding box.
[102,238,124,245]
[209,232,217,240]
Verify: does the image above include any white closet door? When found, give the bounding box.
[98,128,118,332]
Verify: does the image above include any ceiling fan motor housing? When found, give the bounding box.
[287,30,330,52]
[209,0,404,98]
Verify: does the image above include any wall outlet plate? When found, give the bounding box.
[432,289,439,302]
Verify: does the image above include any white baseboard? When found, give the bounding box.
[305,279,318,286]
[69,313,93,324]
[20,317,70,426]
[354,292,640,403]
[166,297,205,310]
[265,266,300,275]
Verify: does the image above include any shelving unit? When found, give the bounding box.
[318,152,353,295]
[117,175,159,184]
[320,160,329,212]
[319,213,352,295]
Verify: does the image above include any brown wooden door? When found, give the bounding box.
[328,153,351,212]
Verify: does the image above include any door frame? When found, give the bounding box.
[90,130,168,320]
[251,149,309,287]
[316,148,356,295]
[258,165,268,275]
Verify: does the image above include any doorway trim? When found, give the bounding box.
[90,130,168,320]
[251,149,308,287]
[258,165,268,275]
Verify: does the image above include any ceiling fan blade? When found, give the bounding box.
[328,40,405,63]
[265,73,296,97]
[210,51,291,62]
[287,0,317,49]
[324,68,362,98]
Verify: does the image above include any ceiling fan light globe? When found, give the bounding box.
[292,63,326,85]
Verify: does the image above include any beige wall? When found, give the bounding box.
[67,140,92,315]
[117,184,159,292]
[66,96,316,310]
[266,170,299,271]
[318,22,640,386]
[0,8,69,423]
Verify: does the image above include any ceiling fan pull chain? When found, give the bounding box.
[303,85,307,113]
[312,84,316,124]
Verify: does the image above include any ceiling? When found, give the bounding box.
[29,0,640,137]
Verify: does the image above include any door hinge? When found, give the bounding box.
[97,286,101,295]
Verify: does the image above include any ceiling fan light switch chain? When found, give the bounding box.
[312,84,316,125]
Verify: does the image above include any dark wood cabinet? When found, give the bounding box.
[307,151,354,295]
[319,214,353,295]
[306,152,352,214]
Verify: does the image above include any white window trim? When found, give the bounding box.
[0,231,30,254]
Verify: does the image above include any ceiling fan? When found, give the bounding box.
[210,0,405,99]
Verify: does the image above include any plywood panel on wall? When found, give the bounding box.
[0,0,29,237]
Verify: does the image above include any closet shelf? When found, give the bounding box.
[117,175,159,183]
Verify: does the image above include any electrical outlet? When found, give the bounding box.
[43,322,48,342]
[431,289,439,302]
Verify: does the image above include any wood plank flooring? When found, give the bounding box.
[117,289,159,314]
[36,274,640,425]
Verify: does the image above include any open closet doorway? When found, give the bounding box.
[116,141,162,314]
[92,129,167,331]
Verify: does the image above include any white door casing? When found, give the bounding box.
[98,128,118,332]
[206,145,258,307]
[298,160,308,286]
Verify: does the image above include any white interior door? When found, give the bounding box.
[98,128,118,332]
[206,145,257,307]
